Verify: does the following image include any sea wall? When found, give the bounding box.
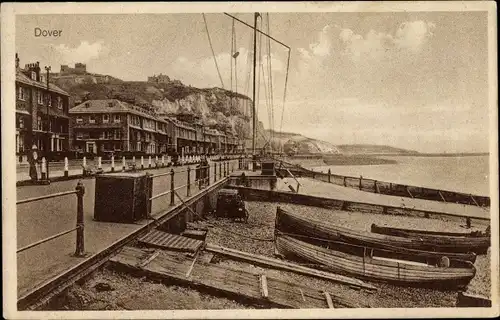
[227,186,489,226]
[275,164,490,207]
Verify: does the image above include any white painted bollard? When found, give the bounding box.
[97,156,102,169]
[132,156,136,168]
[122,156,126,171]
[155,155,159,168]
[161,155,165,167]
[111,156,115,172]
[64,157,69,178]
[83,156,87,168]
[41,157,47,180]
[141,156,144,169]
[167,156,171,166]
[148,156,152,168]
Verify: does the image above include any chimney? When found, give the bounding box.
[108,101,114,108]
[35,62,41,81]
[15,53,20,69]
[85,101,90,108]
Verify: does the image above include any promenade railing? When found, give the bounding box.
[16,181,86,256]
[147,159,238,218]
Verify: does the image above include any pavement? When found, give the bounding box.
[276,177,491,221]
[16,159,239,297]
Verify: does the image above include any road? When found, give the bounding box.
[16,159,239,296]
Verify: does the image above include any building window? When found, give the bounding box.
[103,114,109,123]
[18,117,24,129]
[89,115,95,124]
[76,116,83,124]
[114,114,121,123]
[18,87,25,101]
[114,129,122,139]
[57,97,63,109]
[77,132,83,139]
[38,91,43,104]
[37,116,42,131]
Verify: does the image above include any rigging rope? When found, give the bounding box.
[279,49,291,140]
[202,13,225,89]
[266,13,275,148]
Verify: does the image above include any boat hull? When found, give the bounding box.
[371,224,490,254]
[275,234,476,290]
[275,207,477,263]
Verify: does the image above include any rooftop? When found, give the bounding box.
[70,99,159,120]
[16,70,69,96]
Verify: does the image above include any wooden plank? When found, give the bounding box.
[205,243,376,290]
[299,289,305,302]
[260,275,269,299]
[111,246,334,309]
[324,291,334,308]
[138,250,160,268]
[185,251,199,278]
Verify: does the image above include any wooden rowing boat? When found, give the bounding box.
[275,207,477,262]
[371,224,490,254]
[275,234,476,290]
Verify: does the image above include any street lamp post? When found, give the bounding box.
[45,66,51,180]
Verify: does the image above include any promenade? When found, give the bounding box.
[16,159,239,297]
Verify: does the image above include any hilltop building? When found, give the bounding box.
[147,73,183,86]
[15,53,71,163]
[60,63,87,75]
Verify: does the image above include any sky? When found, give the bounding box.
[16,11,491,153]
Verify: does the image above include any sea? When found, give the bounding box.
[309,155,490,196]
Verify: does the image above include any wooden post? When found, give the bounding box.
[111,155,115,172]
[207,163,211,186]
[343,176,346,187]
[74,180,85,257]
[328,169,331,183]
[187,167,191,197]
[146,173,153,218]
[214,162,217,183]
[359,176,363,190]
[122,156,126,172]
[162,155,165,167]
[170,169,175,206]
[466,217,472,229]
[64,157,69,178]
[219,161,222,179]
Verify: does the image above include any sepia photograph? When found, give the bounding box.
[2,2,498,319]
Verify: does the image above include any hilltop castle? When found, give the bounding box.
[60,63,87,75]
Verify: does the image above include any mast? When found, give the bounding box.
[252,12,259,157]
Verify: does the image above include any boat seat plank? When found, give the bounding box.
[260,275,269,298]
